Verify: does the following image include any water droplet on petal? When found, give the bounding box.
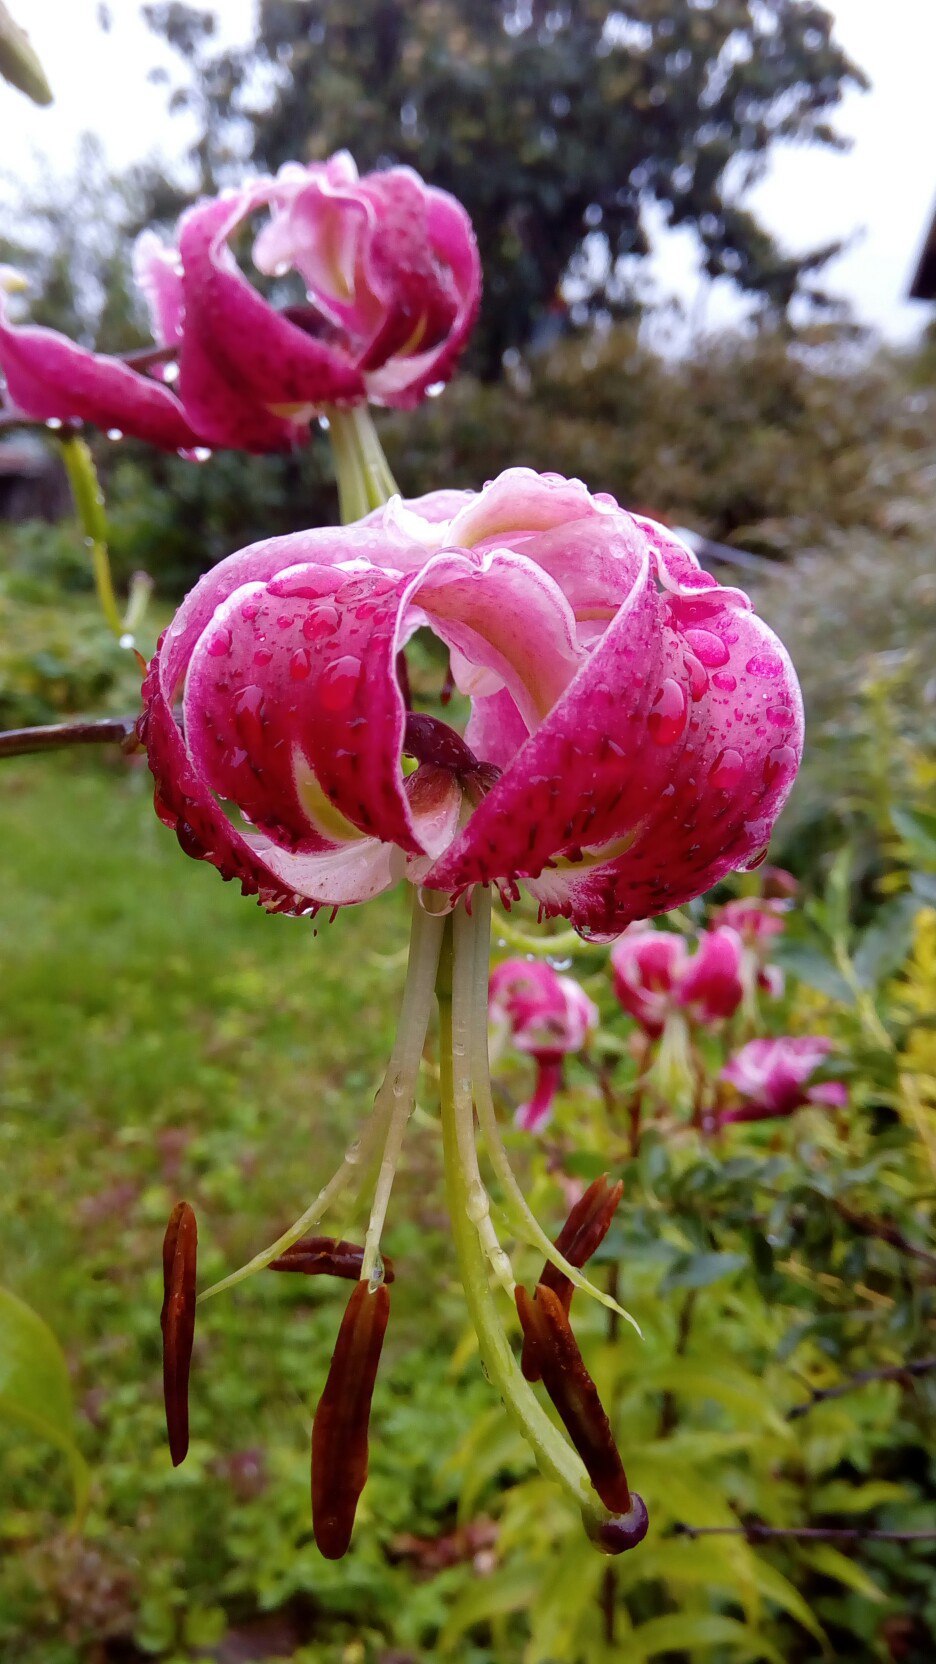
[319,654,362,712]
[684,652,708,701]
[290,647,312,681]
[241,599,261,622]
[712,671,737,694]
[46,417,63,430]
[710,747,744,790]
[303,603,339,642]
[253,646,273,667]
[685,627,729,667]
[206,625,232,658]
[745,652,783,679]
[763,745,797,788]
[739,844,770,871]
[648,678,687,746]
[766,704,792,726]
[234,685,265,749]
[106,427,123,441]
[192,447,212,463]
[276,613,296,630]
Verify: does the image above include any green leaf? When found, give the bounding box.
[658,1251,748,1294]
[774,941,854,1004]
[439,1566,542,1651]
[891,805,936,865]
[0,2,53,104]
[0,1285,89,1519]
[853,896,920,989]
[628,1612,784,1662]
[798,1543,887,1602]
[750,1556,826,1643]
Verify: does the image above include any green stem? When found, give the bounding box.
[59,435,124,640]
[436,903,606,1532]
[324,405,399,524]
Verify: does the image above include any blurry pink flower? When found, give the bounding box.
[140,469,803,934]
[610,924,745,1037]
[717,1036,847,1125]
[489,959,598,1131]
[717,896,788,947]
[0,154,480,453]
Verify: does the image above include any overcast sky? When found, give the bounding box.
[2,0,933,343]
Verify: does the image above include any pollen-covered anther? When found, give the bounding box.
[312,1280,391,1560]
[269,1235,396,1283]
[521,1173,623,1382]
[161,1200,197,1468]
[515,1283,635,1519]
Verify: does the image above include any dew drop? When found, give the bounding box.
[276,613,296,630]
[303,603,339,642]
[289,647,312,681]
[647,678,687,746]
[710,747,744,790]
[205,625,232,658]
[466,1181,490,1224]
[763,744,797,788]
[684,652,709,702]
[45,417,63,430]
[233,685,265,748]
[106,427,123,441]
[319,654,362,711]
[745,652,783,679]
[712,671,737,694]
[241,599,261,622]
[253,646,273,667]
[192,446,212,463]
[739,844,770,872]
[766,704,792,726]
[685,627,729,667]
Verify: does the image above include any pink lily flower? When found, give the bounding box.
[140,469,803,1553]
[715,895,791,999]
[717,1037,847,1125]
[140,469,803,933]
[489,959,598,1131]
[610,924,746,1038]
[0,154,480,453]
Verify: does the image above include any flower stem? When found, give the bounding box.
[59,435,125,642]
[324,405,399,524]
[436,902,607,1532]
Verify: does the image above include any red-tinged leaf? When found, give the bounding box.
[268,1236,395,1283]
[312,1280,390,1559]
[516,1283,631,1514]
[161,1201,197,1468]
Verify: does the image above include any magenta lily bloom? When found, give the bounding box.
[716,895,790,999]
[717,1037,847,1125]
[610,924,746,1038]
[0,153,480,453]
[489,959,598,1131]
[141,469,803,933]
[140,468,802,1555]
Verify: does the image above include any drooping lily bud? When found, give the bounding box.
[161,1201,197,1467]
[521,1174,623,1381]
[269,1235,395,1283]
[312,1280,390,1559]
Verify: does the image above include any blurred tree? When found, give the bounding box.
[143,0,866,374]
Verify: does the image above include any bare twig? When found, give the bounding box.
[0,716,139,759]
[675,1524,936,1543]
[787,1356,936,1420]
[833,1200,936,1269]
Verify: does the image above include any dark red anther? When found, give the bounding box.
[516,1284,633,1516]
[161,1201,197,1468]
[522,1174,623,1382]
[269,1236,395,1284]
[312,1280,390,1560]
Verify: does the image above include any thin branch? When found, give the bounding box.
[787,1356,936,1420]
[0,716,139,759]
[674,1524,936,1543]
[832,1200,936,1269]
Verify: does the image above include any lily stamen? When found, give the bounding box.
[312,1280,391,1559]
[269,1236,396,1283]
[161,1201,197,1468]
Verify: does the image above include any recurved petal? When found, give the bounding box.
[133,231,185,349]
[178,192,365,415]
[0,303,201,450]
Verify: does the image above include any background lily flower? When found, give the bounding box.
[610,923,746,1037]
[141,468,804,938]
[715,895,790,998]
[0,153,480,453]
[717,1036,847,1124]
[489,959,598,1130]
